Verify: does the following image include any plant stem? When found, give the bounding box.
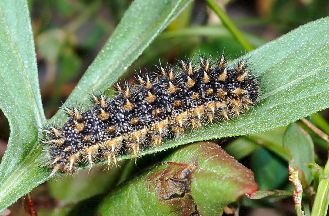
[311,113,329,135]
[311,155,329,216]
[206,0,254,51]
[289,166,304,216]
[301,118,329,145]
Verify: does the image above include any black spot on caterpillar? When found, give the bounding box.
[43,55,260,174]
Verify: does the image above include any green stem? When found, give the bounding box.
[65,1,101,33]
[311,157,329,216]
[206,0,254,51]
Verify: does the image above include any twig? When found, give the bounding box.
[206,0,254,51]
[311,113,329,135]
[289,166,304,216]
[301,118,329,145]
[23,193,37,216]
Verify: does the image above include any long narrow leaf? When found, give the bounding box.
[0,0,45,211]
[107,17,329,163]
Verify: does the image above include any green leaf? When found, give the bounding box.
[249,128,290,161]
[0,0,47,211]
[283,123,315,185]
[115,17,329,163]
[49,17,329,174]
[97,142,257,216]
[48,164,124,205]
[225,138,259,160]
[49,14,329,183]
[251,148,288,190]
[0,0,192,211]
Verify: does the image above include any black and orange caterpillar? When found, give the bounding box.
[43,55,260,174]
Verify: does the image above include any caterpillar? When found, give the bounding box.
[43,55,260,174]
